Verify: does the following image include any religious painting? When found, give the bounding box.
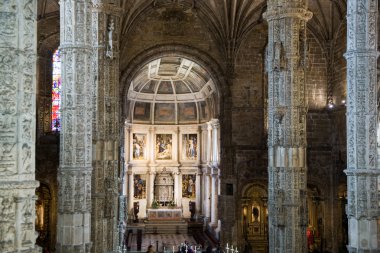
[182,134,197,160]
[178,103,197,123]
[182,174,196,199]
[133,101,151,121]
[133,174,146,199]
[199,101,209,122]
[154,103,175,123]
[155,134,172,160]
[157,81,173,94]
[132,133,146,160]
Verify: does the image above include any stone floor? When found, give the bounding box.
[129,234,198,252]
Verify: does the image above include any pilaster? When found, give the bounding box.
[263,1,312,252]
[210,171,218,226]
[344,0,379,252]
[57,1,93,252]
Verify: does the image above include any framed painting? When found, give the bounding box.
[132,133,146,160]
[182,134,197,160]
[182,174,196,199]
[133,174,146,199]
[155,134,172,160]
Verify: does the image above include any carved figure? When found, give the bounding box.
[106,16,114,59]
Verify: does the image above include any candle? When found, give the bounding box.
[173,246,175,253]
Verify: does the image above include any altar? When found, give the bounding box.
[147,208,182,221]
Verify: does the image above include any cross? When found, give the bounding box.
[226,243,230,253]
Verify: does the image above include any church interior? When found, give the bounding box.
[0,0,379,253]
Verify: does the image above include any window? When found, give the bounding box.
[52,49,61,131]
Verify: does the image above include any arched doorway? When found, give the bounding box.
[306,185,324,252]
[121,55,222,248]
[241,184,268,253]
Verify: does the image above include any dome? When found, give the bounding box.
[127,57,217,124]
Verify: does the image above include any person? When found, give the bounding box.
[147,244,155,253]
[205,243,212,253]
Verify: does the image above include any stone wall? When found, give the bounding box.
[120,5,222,72]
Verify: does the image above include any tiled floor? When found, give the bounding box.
[129,234,198,252]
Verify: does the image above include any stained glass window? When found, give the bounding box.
[52,49,61,131]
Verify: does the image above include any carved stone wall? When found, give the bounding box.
[263,1,312,252]
[56,1,93,252]
[344,0,379,252]
[91,1,122,252]
[0,0,39,252]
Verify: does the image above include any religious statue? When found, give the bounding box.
[133,202,139,223]
[106,16,114,59]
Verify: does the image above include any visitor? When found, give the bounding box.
[205,243,213,253]
[147,245,155,253]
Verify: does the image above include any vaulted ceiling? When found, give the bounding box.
[120,0,347,53]
[37,0,347,56]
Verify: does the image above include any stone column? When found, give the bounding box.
[56,1,93,252]
[148,171,156,206]
[206,122,213,164]
[125,123,131,164]
[36,52,53,138]
[210,172,218,226]
[211,119,220,166]
[128,171,134,213]
[344,0,379,252]
[201,124,208,164]
[196,172,201,214]
[91,1,122,252]
[0,1,39,252]
[197,127,202,165]
[174,171,180,205]
[149,127,156,164]
[203,169,211,220]
[263,2,312,253]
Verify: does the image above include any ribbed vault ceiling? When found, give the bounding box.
[38,0,348,53]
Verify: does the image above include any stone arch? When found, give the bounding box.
[239,183,269,253]
[120,43,226,120]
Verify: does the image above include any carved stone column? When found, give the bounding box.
[57,1,93,252]
[91,1,122,252]
[344,0,379,252]
[0,1,39,252]
[263,1,312,252]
